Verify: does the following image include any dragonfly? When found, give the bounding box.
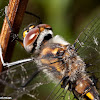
[0,7,100,100]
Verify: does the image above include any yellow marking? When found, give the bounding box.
[86,92,94,100]
[41,58,63,72]
[23,30,28,38]
[52,48,59,54]
[29,25,34,30]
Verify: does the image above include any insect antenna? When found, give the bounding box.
[25,11,42,24]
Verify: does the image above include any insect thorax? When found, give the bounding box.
[38,36,86,82]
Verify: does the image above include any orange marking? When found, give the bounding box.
[41,47,52,55]
[52,48,59,54]
[40,27,45,32]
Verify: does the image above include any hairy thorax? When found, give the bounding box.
[39,41,86,82]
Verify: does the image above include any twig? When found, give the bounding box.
[0,0,29,72]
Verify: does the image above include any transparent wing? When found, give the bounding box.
[74,14,100,93]
[46,78,77,100]
[0,56,79,100]
[0,61,54,100]
[0,61,71,100]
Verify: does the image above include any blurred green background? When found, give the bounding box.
[0,0,100,100]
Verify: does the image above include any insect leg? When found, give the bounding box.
[0,44,34,67]
[5,6,23,44]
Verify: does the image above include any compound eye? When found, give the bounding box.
[23,25,35,38]
[23,30,28,38]
[23,28,39,53]
[36,24,52,31]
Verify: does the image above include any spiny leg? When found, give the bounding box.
[5,6,23,43]
[0,7,35,67]
[0,44,35,67]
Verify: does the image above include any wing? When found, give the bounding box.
[74,14,100,93]
[0,61,54,100]
[0,60,74,100]
[46,77,78,100]
[0,54,80,100]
